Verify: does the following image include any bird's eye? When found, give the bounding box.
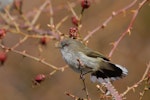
[62,43,69,48]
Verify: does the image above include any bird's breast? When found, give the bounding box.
[61,49,81,72]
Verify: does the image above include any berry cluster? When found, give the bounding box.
[69,27,78,39]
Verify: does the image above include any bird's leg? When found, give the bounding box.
[80,74,90,100]
[77,59,85,79]
[77,59,86,87]
[80,72,85,81]
[77,59,90,100]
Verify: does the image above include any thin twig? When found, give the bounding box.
[121,62,150,97]
[30,0,49,27]
[4,9,20,32]
[83,0,138,41]
[67,2,79,20]
[108,0,149,58]
[139,86,149,100]
[11,36,28,50]
[0,43,65,71]
[12,49,60,70]
[55,16,69,30]
[49,0,54,26]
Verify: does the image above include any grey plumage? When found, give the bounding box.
[59,38,128,83]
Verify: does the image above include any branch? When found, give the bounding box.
[83,0,138,41]
[0,43,66,71]
[121,61,150,97]
[30,0,49,27]
[108,0,149,58]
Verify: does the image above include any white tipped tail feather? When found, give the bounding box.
[91,63,128,84]
[115,64,128,76]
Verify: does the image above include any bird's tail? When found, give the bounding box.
[90,61,128,84]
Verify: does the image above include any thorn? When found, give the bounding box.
[61,68,65,72]
[112,11,116,16]
[134,84,138,88]
[84,40,89,46]
[127,29,131,35]
[109,42,115,46]
[132,87,135,92]
[101,24,106,28]
[139,92,143,96]
[144,87,149,91]
[47,24,55,29]
[96,84,100,89]
[131,10,137,13]
[22,50,26,57]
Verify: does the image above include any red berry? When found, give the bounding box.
[69,27,78,39]
[0,51,7,65]
[40,37,47,45]
[81,0,90,9]
[0,29,6,39]
[71,16,79,26]
[34,74,46,83]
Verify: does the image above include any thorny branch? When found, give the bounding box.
[108,0,149,58]
[83,0,138,41]
[0,43,65,71]
[121,62,150,97]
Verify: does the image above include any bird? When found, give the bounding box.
[59,38,128,84]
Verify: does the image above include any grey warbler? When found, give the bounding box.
[59,38,128,83]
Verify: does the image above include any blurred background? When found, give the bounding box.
[0,0,150,100]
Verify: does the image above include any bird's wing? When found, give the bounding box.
[84,49,110,61]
